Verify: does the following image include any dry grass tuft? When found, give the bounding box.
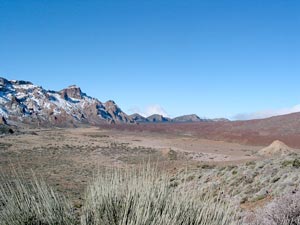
[0,166,240,225]
[81,166,239,225]
[0,175,76,225]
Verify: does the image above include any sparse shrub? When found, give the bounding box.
[167,149,178,160]
[292,159,300,168]
[281,159,300,169]
[252,194,266,202]
[227,165,237,171]
[244,192,300,225]
[272,177,280,183]
[282,160,293,167]
[240,196,248,204]
[186,175,195,182]
[232,170,238,175]
[246,161,256,166]
[0,175,76,225]
[258,165,264,169]
[81,166,239,225]
[201,164,215,169]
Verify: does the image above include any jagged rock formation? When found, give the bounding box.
[0,77,134,126]
[60,85,84,100]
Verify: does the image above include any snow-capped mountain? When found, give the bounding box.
[0,77,133,126]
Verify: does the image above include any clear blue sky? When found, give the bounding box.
[1,0,299,119]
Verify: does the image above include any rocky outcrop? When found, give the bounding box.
[60,85,84,100]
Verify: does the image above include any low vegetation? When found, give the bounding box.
[0,167,239,225]
[81,166,238,225]
[173,154,300,205]
[243,192,300,225]
[2,141,300,225]
[0,175,75,225]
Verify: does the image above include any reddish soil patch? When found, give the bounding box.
[100,112,300,148]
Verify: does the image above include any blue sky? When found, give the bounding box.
[1,0,299,119]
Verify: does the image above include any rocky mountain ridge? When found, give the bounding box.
[129,113,229,123]
[0,77,229,128]
[0,77,133,127]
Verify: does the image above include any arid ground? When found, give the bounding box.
[0,127,262,199]
[1,126,300,217]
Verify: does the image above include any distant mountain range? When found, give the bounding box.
[0,77,228,127]
[109,112,300,149]
[2,77,300,148]
[129,113,229,123]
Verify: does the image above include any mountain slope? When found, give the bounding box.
[0,77,133,126]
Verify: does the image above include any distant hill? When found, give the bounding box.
[129,113,230,124]
[147,114,172,123]
[129,113,149,123]
[173,114,206,123]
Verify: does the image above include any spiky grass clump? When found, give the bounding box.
[81,166,239,225]
[0,175,76,225]
[0,167,240,225]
